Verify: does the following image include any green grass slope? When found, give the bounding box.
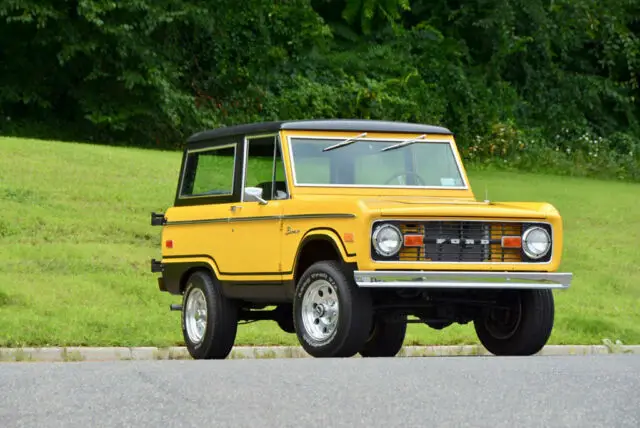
[1,136,639,347]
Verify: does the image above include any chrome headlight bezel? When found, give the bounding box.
[522,226,552,259]
[371,224,403,257]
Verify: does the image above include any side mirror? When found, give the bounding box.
[244,187,268,205]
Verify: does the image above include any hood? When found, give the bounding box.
[358,197,553,219]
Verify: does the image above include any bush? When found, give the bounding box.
[0,0,638,181]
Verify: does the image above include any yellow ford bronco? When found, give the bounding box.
[150,119,572,359]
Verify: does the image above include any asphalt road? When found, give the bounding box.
[1,355,639,428]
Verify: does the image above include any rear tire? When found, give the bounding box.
[474,289,554,356]
[181,270,238,359]
[360,317,407,357]
[293,261,373,358]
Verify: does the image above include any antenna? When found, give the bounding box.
[484,185,490,204]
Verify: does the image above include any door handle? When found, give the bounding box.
[230,205,242,212]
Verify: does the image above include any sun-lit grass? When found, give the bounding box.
[1,136,639,347]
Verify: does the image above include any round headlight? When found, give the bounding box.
[372,224,403,257]
[522,227,551,259]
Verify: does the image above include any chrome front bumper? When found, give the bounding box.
[353,271,572,290]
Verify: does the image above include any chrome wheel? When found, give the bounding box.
[301,279,339,342]
[185,288,208,344]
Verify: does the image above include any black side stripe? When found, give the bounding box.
[165,213,355,226]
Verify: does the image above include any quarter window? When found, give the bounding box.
[181,144,236,197]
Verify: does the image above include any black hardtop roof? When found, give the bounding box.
[186,119,452,145]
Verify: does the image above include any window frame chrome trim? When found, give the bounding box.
[241,133,290,203]
[178,143,238,200]
[285,135,469,190]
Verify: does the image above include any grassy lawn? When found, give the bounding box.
[1,136,639,347]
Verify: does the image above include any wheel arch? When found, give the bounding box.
[162,256,221,295]
[292,229,356,285]
[179,264,215,293]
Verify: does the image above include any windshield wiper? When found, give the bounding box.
[322,132,368,152]
[380,134,427,152]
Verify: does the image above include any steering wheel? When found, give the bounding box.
[384,171,427,186]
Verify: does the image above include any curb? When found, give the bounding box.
[1,344,639,362]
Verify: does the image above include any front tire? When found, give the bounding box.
[474,289,554,356]
[293,261,373,358]
[360,316,407,357]
[181,270,238,359]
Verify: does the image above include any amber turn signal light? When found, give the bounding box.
[501,236,522,248]
[404,234,424,247]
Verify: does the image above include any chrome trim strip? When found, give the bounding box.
[369,218,555,266]
[240,136,250,202]
[353,270,572,290]
[270,135,278,200]
[275,133,291,200]
[165,213,355,226]
[230,215,282,223]
[290,183,468,190]
[285,135,469,190]
[285,213,355,220]
[165,218,229,226]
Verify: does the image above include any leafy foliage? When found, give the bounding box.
[0,0,638,178]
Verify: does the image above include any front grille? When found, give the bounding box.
[372,220,551,263]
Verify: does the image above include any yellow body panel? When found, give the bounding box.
[161,203,232,269]
[226,201,284,274]
[161,128,566,287]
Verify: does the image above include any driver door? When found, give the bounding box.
[225,135,288,276]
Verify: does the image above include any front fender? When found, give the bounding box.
[282,228,357,281]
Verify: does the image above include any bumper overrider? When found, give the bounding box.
[353,271,572,290]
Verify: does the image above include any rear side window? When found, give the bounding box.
[180,144,237,197]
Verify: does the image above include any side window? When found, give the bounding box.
[181,144,236,197]
[244,136,289,201]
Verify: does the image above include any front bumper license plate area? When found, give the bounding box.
[353,271,572,290]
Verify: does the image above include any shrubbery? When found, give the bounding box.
[1,0,638,179]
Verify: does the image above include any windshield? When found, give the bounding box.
[288,137,466,188]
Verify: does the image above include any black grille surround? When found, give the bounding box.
[370,220,553,264]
